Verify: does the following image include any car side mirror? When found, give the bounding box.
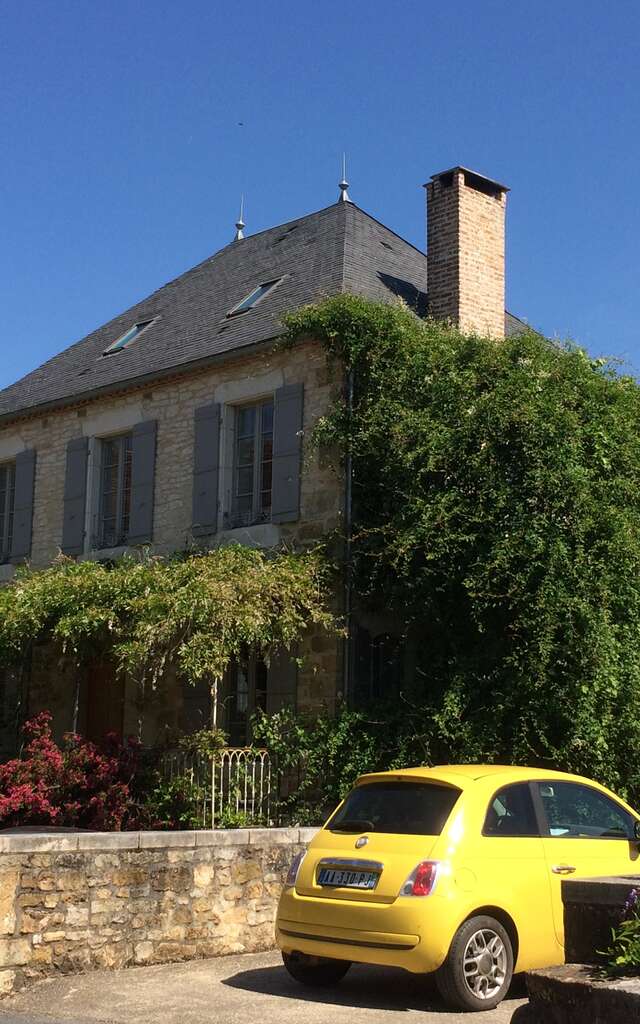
[634,820,640,843]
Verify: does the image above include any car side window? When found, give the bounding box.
[483,783,539,837]
[535,781,635,839]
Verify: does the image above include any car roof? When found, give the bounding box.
[355,764,593,789]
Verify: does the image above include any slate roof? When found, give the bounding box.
[0,200,527,423]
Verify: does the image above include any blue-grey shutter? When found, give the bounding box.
[61,437,89,556]
[266,647,298,714]
[271,383,304,523]
[192,402,221,537]
[10,448,36,562]
[128,420,157,545]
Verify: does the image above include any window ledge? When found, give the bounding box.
[218,523,282,549]
[83,545,132,562]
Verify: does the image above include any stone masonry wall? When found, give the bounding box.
[0,338,345,734]
[0,827,316,996]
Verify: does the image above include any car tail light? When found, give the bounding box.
[400,860,439,897]
[285,851,306,888]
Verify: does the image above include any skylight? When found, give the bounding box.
[227,279,281,317]
[103,318,155,356]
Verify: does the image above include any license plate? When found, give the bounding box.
[317,868,379,890]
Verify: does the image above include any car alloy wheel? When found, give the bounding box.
[435,914,514,1012]
[462,927,507,1000]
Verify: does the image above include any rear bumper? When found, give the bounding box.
[276,886,455,973]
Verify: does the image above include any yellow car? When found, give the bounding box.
[276,765,640,1012]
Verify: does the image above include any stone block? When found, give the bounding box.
[134,941,153,964]
[65,905,89,928]
[0,868,19,935]
[138,831,198,849]
[298,827,320,844]
[193,863,214,889]
[150,866,191,892]
[248,828,298,846]
[195,830,250,847]
[77,833,139,852]
[0,938,32,966]
[0,969,17,995]
[231,860,261,885]
[0,835,78,854]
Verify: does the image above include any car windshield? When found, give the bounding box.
[328,781,461,836]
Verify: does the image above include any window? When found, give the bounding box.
[225,651,267,746]
[535,781,635,839]
[483,783,539,837]
[230,400,273,527]
[97,434,132,548]
[227,279,281,317]
[103,319,155,356]
[353,627,403,705]
[328,782,461,836]
[0,462,16,563]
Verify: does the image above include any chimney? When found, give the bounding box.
[424,167,509,339]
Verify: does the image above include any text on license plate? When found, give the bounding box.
[317,868,379,889]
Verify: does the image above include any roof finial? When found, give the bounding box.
[234,195,245,241]
[338,153,351,203]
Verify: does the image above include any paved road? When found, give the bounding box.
[0,951,534,1024]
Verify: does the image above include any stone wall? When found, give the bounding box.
[0,827,316,996]
[0,337,346,743]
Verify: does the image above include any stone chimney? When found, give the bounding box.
[424,166,509,339]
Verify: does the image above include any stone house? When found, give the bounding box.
[0,166,526,756]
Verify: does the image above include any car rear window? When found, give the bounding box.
[327,781,461,836]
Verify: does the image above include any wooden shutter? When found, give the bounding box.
[10,448,36,562]
[271,383,304,523]
[192,402,221,537]
[128,420,157,544]
[61,437,89,555]
[266,647,298,714]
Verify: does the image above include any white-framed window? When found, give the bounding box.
[0,462,16,563]
[96,433,133,549]
[224,651,268,746]
[229,399,274,528]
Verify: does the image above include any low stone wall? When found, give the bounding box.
[0,827,316,996]
[526,875,640,1022]
[562,874,640,966]
[526,964,640,1023]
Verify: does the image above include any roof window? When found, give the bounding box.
[103,318,156,356]
[227,279,281,317]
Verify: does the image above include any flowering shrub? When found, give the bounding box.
[602,887,640,975]
[0,712,152,830]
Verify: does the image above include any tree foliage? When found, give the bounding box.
[285,295,640,801]
[0,545,333,691]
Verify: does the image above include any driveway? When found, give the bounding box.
[0,951,533,1024]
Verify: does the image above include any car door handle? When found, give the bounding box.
[552,864,577,875]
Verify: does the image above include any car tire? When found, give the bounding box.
[282,951,351,987]
[435,914,514,1012]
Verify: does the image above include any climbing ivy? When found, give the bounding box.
[285,295,640,802]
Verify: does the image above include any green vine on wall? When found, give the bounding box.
[284,295,640,803]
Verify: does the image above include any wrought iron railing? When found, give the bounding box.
[159,747,273,828]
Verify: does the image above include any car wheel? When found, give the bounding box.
[282,951,351,987]
[435,915,514,1012]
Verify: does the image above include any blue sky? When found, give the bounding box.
[2,0,639,390]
